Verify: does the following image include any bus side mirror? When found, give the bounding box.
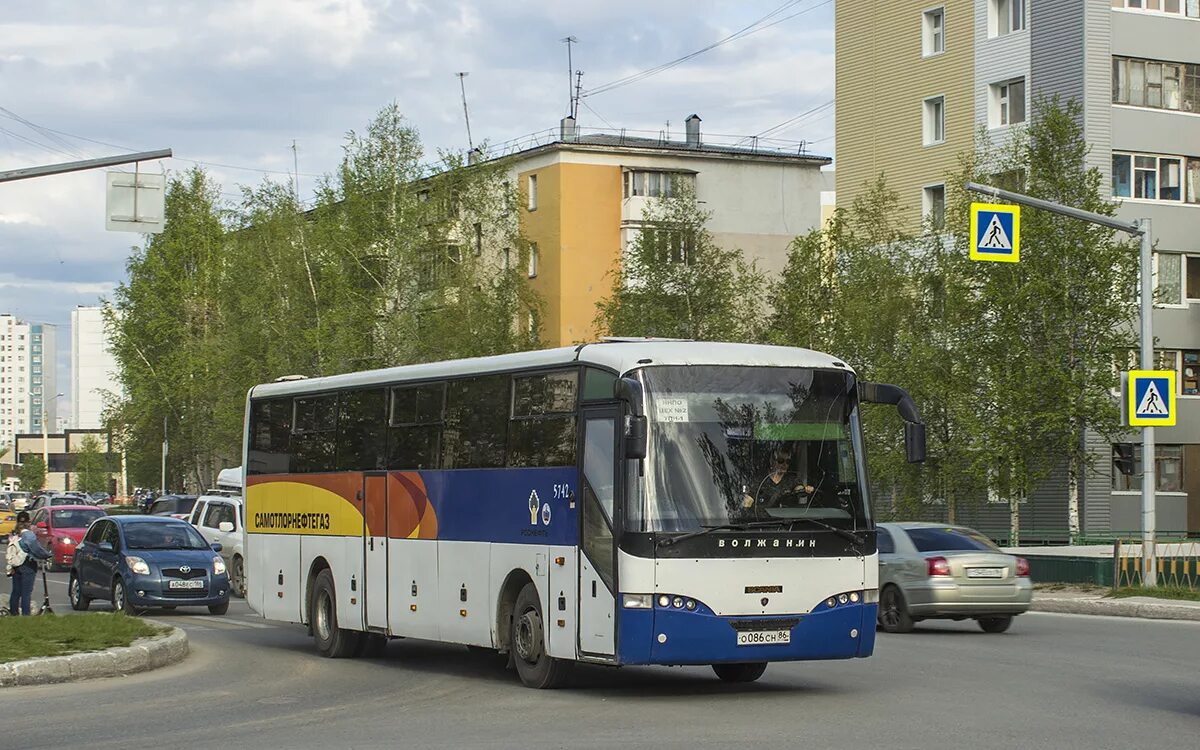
[614,377,648,459]
[904,422,926,464]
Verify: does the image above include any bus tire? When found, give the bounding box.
[511,583,571,689]
[712,662,767,683]
[311,569,361,658]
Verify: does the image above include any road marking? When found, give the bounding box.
[205,616,276,629]
[1027,611,1200,626]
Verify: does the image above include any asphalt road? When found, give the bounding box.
[3,571,1197,750]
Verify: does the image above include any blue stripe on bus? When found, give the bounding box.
[420,467,580,546]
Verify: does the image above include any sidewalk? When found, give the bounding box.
[1033,587,1200,622]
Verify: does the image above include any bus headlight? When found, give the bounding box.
[622,594,653,609]
[849,592,860,603]
[672,596,684,608]
[657,595,671,608]
[685,599,696,611]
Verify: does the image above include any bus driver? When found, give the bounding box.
[742,446,815,511]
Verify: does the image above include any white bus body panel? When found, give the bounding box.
[389,538,439,640]
[548,544,579,660]
[365,534,388,630]
[578,553,614,657]
[438,540,492,646]
[250,534,301,622]
[300,535,362,629]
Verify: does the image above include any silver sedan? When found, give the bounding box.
[876,522,1032,634]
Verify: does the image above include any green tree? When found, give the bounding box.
[595,184,766,340]
[73,435,111,494]
[18,455,46,492]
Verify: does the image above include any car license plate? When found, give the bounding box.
[168,579,205,589]
[736,630,791,646]
[967,568,1004,579]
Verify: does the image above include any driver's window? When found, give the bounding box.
[102,522,121,551]
[84,522,104,544]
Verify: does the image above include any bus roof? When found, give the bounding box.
[249,340,851,399]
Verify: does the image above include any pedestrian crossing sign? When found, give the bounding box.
[970,203,1020,262]
[1128,370,1176,427]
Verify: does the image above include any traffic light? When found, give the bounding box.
[1113,443,1136,476]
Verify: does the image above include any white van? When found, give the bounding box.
[189,494,246,597]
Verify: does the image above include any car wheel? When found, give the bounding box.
[208,601,229,615]
[112,578,141,616]
[69,574,91,611]
[712,662,768,683]
[510,582,572,689]
[230,555,246,598]
[311,569,361,658]
[878,585,914,634]
[978,616,1013,633]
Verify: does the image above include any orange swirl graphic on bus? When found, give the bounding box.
[389,472,438,539]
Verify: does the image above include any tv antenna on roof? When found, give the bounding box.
[456,72,474,152]
[561,36,578,117]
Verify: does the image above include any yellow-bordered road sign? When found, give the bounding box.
[1128,370,1177,427]
[970,202,1020,262]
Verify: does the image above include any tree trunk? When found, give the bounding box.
[1067,449,1081,545]
[1009,495,1020,548]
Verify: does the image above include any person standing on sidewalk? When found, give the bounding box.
[6,511,51,615]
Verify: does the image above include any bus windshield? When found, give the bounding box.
[633,366,869,533]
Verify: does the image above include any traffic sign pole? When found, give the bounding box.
[965,182,1156,584]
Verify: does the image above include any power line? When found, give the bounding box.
[583,0,831,98]
[752,99,834,140]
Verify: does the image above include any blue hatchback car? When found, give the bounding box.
[69,515,231,615]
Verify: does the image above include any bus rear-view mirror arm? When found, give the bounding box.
[859,382,926,464]
[614,377,648,460]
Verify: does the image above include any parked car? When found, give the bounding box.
[31,505,107,571]
[876,522,1032,634]
[69,515,230,615]
[147,495,199,520]
[0,497,16,535]
[90,492,112,504]
[188,495,246,597]
[8,491,32,511]
[27,494,88,513]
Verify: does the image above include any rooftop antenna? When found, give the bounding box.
[573,70,584,120]
[561,36,578,116]
[456,72,474,152]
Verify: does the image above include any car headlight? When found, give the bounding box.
[212,556,226,576]
[59,536,75,545]
[125,556,150,575]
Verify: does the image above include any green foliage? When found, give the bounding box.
[18,455,46,493]
[594,184,767,340]
[72,435,112,494]
[109,104,541,489]
[0,613,163,663]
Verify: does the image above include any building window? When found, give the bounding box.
[527,174,538,211]
[923,96,945,145]
[1113,445,1185,492]
[923,184,946,228]
[624,170,695,199]
[990,0,1026,36]
[922,7,945,56]
[1116,0,1200,17]
[1155,252,1184,305]
[1187,254,1200,302]
[1113,152,1199,202]
[992,78,1026,126]
[528,243,539,278]
[1113,57,1199,112]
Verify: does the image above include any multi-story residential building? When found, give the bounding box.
[508,115,833,346]
[0,314,58,455]
[71,305,120,430]
[836,0,1200,540]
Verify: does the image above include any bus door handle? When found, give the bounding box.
[368,537,374,551]
[591,580,597,598]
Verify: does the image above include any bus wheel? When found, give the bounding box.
[712,662,767,683]
[312,569,361,658]
[511,583,572,689]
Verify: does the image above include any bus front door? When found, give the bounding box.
[578,410,617,659]
[363,472,389,632]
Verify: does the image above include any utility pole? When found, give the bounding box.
[456,72,474,152]
[41,392,63,490]
[561,36,578,116]
[965,181,1157,586]
[161,415,168,495]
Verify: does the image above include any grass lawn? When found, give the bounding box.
[0,613,165,663]
[1108,585,1200,602]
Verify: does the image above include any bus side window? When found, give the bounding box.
[336,389,387,471]
[582,367,617,401]
[292,395,338,473]
[248,398,293,475]
[389,383,444,470]
[442,376,509,469]
[508,370,578,467]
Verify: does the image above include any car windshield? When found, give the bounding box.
[632,366,869,533]
[123,522,211,550]
[907,527,1000,553]
[52,509,105,528]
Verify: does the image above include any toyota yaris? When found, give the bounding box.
[69,515,231,615]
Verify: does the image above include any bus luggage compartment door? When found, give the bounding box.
[363,472,389,631]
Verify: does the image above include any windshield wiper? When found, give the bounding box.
[779,517,864,548]
[657,520,793,547]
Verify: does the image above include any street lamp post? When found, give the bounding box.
[41,392,65,490]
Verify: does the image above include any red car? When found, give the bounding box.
[31,505,107,571]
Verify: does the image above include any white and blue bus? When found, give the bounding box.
[243,340,925,687]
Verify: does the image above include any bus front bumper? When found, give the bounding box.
[616,600,876,666]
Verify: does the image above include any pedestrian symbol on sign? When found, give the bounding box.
[1136,381,1168,417]
[980,214,1012,250]
[969,203,1020,262]
[1127,370,1177,426]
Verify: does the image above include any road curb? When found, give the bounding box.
[0,619,188,688]
[1032,597,1200,622]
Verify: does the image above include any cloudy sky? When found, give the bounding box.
[0,0,835,408]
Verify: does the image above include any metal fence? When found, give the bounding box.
[1113,540,1200,590]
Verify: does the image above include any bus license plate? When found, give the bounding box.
[966,568,1003,579]
[168,579,205,589]
[736,630,790,646]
